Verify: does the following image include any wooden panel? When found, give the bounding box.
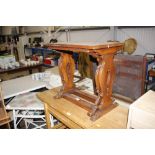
[113,54,146,101]
[51,122,67,129]
[47,105,82,129]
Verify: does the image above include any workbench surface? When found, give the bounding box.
[37,88,128,129]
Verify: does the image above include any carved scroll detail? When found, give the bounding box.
[55,53,75,98]
[89,54,115,119]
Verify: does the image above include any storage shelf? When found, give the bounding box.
[25,47,59,67]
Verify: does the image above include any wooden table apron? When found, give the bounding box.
[46,42,123,121]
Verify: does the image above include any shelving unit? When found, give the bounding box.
[0,50,10,56]
[24,47,59,67]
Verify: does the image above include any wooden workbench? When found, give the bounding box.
[37,88,128,129]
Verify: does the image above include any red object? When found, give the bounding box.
[44,58,51,65]
[32,55,39,61]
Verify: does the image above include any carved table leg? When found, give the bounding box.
[55,53,75,98]
[89,54,117,121]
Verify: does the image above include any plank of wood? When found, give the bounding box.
[51,122,67,129]
[47,105,82,129]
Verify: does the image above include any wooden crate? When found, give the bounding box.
[127,90,155,129]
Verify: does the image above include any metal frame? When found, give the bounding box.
[12,109,46,129]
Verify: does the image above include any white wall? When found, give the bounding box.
[57,29,112,42]
[23,28,113,43]
[24,26,54,33]
[116,28,155,55]
[56,27,155,56]
[18,27,155,56]
[2,26,19,35]
[2,26,12,35]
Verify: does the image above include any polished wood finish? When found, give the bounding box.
[46,42,123,54]
[37,88,128,129]
[54,53,75,98]
[47,42,123,121]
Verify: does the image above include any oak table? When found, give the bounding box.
[46,42,123,121]
[37,88,128,129]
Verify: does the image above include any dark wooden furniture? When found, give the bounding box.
[46,42,123,121]
[113,55,146,102]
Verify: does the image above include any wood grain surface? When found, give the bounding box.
[37,88,128,129]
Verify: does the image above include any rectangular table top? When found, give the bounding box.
[37,88,128,129]
[45,42,123,54]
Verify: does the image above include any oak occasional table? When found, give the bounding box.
[45,42,123,121]
[37,88,128,129]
